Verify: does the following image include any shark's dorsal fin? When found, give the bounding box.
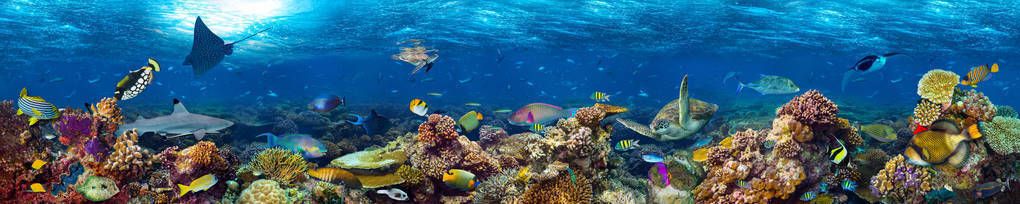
[172,98,190,115]
[137,115,147,121]
[677,75,690,129]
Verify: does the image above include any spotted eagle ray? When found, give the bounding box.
[117,99,234,140]
[183,16,269,76]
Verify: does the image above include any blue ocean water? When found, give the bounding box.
[2,1,1019,203]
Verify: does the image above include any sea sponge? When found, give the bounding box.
[917,69,959,104]
[913,99,943,126]
[238,148,309,186]
[519,173,593,204]
[238,179,290,204]
[776,90,839,128]
[981,116,1020,155]
[416,114,459,146]
[870,155,934,203]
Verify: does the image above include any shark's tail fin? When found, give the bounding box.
[841,70,857,92]
[257,133,279,147]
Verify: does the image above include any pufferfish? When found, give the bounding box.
[114,58,160,100]
[903,119,981,167]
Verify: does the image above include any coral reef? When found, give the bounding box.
[916,69,960,104]
[238,179,294,204]
[237,148,310,186]
[996,105,1017,118]
[869,155,935,203]
[948,89,996,125]
[473,168,526,204]
[92,97,123,125]
[53,111,92,145]
[519,173,593,203]
[329,141,407,174]
[776,90,839,128]
[0,100,47,200]
[82,129,154,182]
[416,114,459,146]
[478,125,509,148]
[406,114,500,180]
[574,106,606,131]
[912,99,944,127]
[981,116,1020,155]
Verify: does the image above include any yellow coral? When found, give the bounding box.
[519,173,593,204]
[913,99,943,126]
[238,179,290,204]
[175,141,226,175]
[92,97,123,124]
[395,165,425,186]
[240,148,309,186]
[917,69,959,104]
[85,129,153,182]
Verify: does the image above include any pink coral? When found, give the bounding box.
[776,90,839,128]
[950,89,996,125]
[408,114,501,181]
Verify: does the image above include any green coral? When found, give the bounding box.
[982,116,1020,154]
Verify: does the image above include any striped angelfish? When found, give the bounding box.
[961,63,999,88]
[17,88,60,126]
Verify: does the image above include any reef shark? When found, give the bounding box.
[117,99,234,140]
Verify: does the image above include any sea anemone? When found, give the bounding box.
[238,148,310,186]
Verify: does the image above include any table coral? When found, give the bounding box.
[776,90,839,128]
[917,69,959,105]
[981,116,1020,155]
[913,99,944,126]
[238,148,309,186]
[869,155,935,204]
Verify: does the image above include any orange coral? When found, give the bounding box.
[416,114,458,145]
[574,107,606,130]
[175,141,227,175]
[92,97,123,125]
[83,129,153,182]
[519,173,593,204]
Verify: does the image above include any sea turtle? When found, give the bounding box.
[617,75,718,141]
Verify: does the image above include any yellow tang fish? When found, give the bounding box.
[409,98,428,116]
[29,183,45,193]
[961,63,999,87]
[178,174,217,197]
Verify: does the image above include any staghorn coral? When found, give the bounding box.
[916,69,959,104]
[776,90,839,128]
[996,105,1017,118]
[913,99,943,127]
[870,155,935,204]
[53,111,93,145]
[981,116,1020,155]
[519,173,593,204]
[82,129,153,182]
[238,148,310,186]
[949,89,996,125]
[238,179,292,204]
[416,114,459,145]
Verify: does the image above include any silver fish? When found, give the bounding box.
[737,75,800,95]
[118,99,233,140]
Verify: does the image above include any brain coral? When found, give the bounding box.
[917,69,959,104]
[981,116,1020,154]
[238,179,290,204]
[776,90,838,128]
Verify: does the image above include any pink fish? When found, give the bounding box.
[508,103,576,126]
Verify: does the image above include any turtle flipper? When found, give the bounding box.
[677,75,691,130]
[616,118,658,139]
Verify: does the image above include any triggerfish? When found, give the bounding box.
[509,103,576,126]
[258,133,327,159]
[308,167,362,188]
[178,174,217,197]
[17,87,60,126]
[308,94,344,112]
[442,169,478,191]
[903,119,981,167]
[114,58,160,100]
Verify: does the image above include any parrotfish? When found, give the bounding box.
[508,103,576,126]
[258,133,327,159]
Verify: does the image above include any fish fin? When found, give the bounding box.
[616,118,658,138]
[991,63,999,73]
[178,184,190,197]
[841,70,856,92]
[258,133,279,147]
[736,82,745,94]
[30,183,45,193]
[29,117,38,126]
[172,98,189,115]
[194,129,206,140]
[16,109,22,116]
[20,87,27,98]
[137,115,147,121]
[966,125,982,140]
[882,52,901,57]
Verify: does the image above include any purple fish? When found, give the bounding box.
[652,162,670,186]
[84,137,107,159]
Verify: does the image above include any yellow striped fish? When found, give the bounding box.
[17,88,60,126]
[590,91,611,102]
[530,123,544,134]
[829,139,848,165]
[961,63,999,88]
[409,98,428,116]
[614,139,640,151]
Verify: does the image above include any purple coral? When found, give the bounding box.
[54,112,93,145]
[84,137,108,160]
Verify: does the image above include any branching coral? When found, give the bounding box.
[913,99,943,126]
[474,168,526,204]
[776,90,839,128]
[407,114,501,180]
[869,155,935,203]
[917,69,960,104]
[519,173,593,204]
[416,114,459,146]
[981,116,1020,155]
[175,141,228,176]
[949,89,996,125]
[82,129,153,182]
[238,148,310,186]
[574,106,606,131]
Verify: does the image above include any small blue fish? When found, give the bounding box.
[819,182,829,193]
[566,167,576,185]
[799,191,817,201]
[641,153,664,163]
[841,179,857,191]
